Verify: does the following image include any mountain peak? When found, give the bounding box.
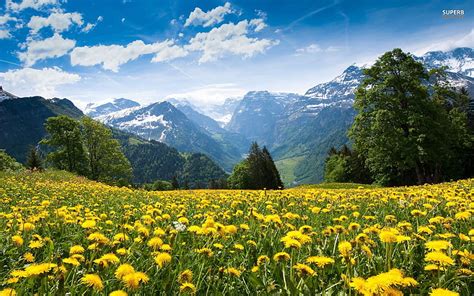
[0,86,18,102]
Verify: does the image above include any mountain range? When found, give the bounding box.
[1,47,472,186]
[0,95,226,187]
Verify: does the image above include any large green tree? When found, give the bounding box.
[41,115,88,175]
[349,48,472,185]
[228,142,283,189]
[81,117,132,185]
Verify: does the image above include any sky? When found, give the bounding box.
[0,0,472,109]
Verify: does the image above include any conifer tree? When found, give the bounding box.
[26,146,43,171]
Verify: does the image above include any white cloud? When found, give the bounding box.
[166,83,246,106]
[0,67,80,98]
[295,44,342,55]
[186,19,278,64]
[0,29,12,39]
[184,2,233,27]
[81,16,103,33]
[6,0,61,12]
[70,40,187,72]
[0,14,19,39]
[151,44,188,63]
[296,44,322,55]
[413,29,474,55]
[249,18,266,32]
[18,33,76,66]
[28,12,83,34]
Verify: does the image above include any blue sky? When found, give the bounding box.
[0,0,472,108]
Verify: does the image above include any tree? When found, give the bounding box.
[228,142,283,189]
[41,115,88,175]
[349,48,472,185]
[26,146,43,171]
[228,160,252,189]
[324,146,372,183]
[171,175,179,189]
[81,117,132,185]
[262,146,284,189]
[0,150,22,171]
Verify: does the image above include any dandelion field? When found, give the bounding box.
[0,171,472,295]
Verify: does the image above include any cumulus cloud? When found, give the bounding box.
[28,12,83,34]
[186,19,278,64]
[70,40,188,72]
[184,2,233,27]
[18,33,76,66]
[6,0,61,12]
[81,16,103,33]
[0,67,80,98]
[0,14,19,39]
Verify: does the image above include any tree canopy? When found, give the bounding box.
[348,48,473,186]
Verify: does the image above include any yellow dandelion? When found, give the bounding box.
[430,288,459,296]
[154,252,172,268]
[81,274,103,291]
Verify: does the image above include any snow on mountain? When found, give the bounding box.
[0,86,18,102]
[304,65,363,101]
[85,98,140,118]
[418,47,474,77]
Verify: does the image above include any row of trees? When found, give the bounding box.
[228,142,283,189]
[42,116,132,185]
[325,48,473,186]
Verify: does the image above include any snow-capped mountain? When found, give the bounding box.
[0,86,17,102]
[96,101,241,171]
[418,47,474,77]
[85,98,140,118]
[224,47,474,185]
[305,65,363,101]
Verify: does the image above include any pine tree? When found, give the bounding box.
[26,146,43,171]
[171,175,179,189]
[262,146,284,189]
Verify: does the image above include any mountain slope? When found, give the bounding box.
[0,96,84,162]
[98,101,241,171]
[85,98,140,117]
[224,48,474,185]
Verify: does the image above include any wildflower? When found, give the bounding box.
[195,247,214,257]
[430,288,459,296]
[81,274,104,291]
[122,272,149,289]
[425,240,452,251]
[306,256,335,268]
[0,288,16,296]
[273,252,290,262]
[81,220,96,229]
[24,263,57,276]
[338,241,352,258]
[62,257,80,266]
[234,243,244,251]
[454,211,471,220]
[257,255,270,266]
[379,229,398,243]
[115,264,135,279]
[22,222,35,231]
[179,282,197,294]
[424,251,455,266]
[224,267,241,277]
[69,245,85,255]
[109,291,128,296]
[350,269,417,295]
[178,269,193,283]
[293,263,316,276]
[11,235,23,246]
[94,253,120,267]
[154,252,172,268]
[23,252,35,262]
[147,237,163,249]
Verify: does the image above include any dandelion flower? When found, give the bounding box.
[179,282,197,294]
[115,264,135,279]
[81,274,103,291]
[154,252,172,268]
[430,288,459,296]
